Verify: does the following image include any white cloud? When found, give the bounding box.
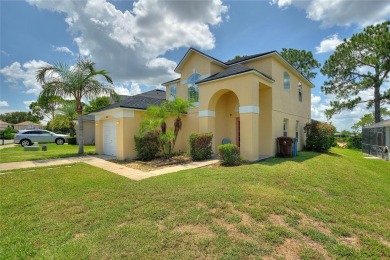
[52,46,74,55]
[26,0,228,86]
[270,0,390,27]
[23,100,35,109]
[315,34,343,54]
[0,101,9,107]
[113,81,142,96]
[0,60,50,96]
[1,50,9,56]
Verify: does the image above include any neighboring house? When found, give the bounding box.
[0,120,10,130]
[14,121,43,131]
[362,119,390,160]
[92,47,313,161]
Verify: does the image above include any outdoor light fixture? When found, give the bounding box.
[116,120,120,125]
[95,122,99,126]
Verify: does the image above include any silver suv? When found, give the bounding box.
[14,130,69,147]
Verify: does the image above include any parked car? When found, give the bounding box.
[14,130,69,147]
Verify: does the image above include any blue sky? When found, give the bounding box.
[1,0,389,130]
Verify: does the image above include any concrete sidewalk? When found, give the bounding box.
[0,155,219,181]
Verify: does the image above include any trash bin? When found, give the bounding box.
[293,138,298,157]
[277,137,293,157]
[42,145,47,151]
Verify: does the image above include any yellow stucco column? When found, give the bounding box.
[240,110,259,161]
[95,120,103,154]
[116,117,135,160]
[198,110,216,153]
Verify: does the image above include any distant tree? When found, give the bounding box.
[321,21,390,123]
[0,111,42,124]
[280,48,321,80]
[29,95,63,121]
[50,101,77,136]
[351,108,390,131]
[36,58,115,154]
[84,96,110,114]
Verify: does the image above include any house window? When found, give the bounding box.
[170,83,177,99]
[187,73,201,104]
[295,121,299,140]
[298,82,302,102]
[283,119,289,137]
[284,72,290,91]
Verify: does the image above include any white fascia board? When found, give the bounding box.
[197,70,274,86]
[93,107,135,120]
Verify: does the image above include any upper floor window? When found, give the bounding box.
[170,83,177,99]
[284,72,290,92]
[188,73,201,104]
[298,82,302,102]
[283,118,289,137]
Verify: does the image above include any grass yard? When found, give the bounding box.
[0,144,96,163]
[1,148,389,259]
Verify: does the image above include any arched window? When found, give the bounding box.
[187,73,201,103]
[170,83,177,100]
[284,72,290,91]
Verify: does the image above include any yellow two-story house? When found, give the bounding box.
[93,48,313,161]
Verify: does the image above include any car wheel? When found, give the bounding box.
[55,138,65,145]
[20,139,31,147]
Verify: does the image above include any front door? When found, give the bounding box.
[236,117,240,147]
[103,121,117,156]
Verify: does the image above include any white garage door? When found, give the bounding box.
[103,121,116,156]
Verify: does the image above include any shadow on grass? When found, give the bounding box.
[258,150,341,166]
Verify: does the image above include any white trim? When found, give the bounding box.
[94,108,134,120]
[199,110,216,117]
[197,70,274,86]
[181,79,188,85]
[199,74,210,80]
[239,106,259,114]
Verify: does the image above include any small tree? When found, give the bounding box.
[304,122,336,152]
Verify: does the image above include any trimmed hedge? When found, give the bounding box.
[134,132,160,161]
[67,137,77,145]
[347,134,362,149]
[189,133,213,161]
[304,122,336,152]
[218,144,241,166]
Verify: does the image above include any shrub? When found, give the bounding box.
[218,144,241,166]
[346,134,362,149]
[189,133,213,161]
[0,126,17,140]
[134,131,160,161]
[304,122,336,152]
[67,137,77,145]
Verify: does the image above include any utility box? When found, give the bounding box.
[277,137,293,157]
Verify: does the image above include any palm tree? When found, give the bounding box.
[50,101,78,137]
[165,96,194,152]
[36,59,115,154]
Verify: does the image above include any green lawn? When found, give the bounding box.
[1,148,389,259]
[0,144,96,163]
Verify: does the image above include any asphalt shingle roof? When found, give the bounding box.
[196,64,273,84]
[363,119,390,128]
[225,51,276,65]
[92,89,166,113]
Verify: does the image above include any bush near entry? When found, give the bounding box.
[67,137,77,145]
[189,133,213,161]
[304,122,336,152]
[134,131,160,161]
[218,144,241,166]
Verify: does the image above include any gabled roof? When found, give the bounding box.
[162,78,181,86]
[91,89,166,113]
[363,119,390,128]
[225,51,276,65]
[197,64,274,84]
[0,120,10,125]
[15,121,42,126]
[175,47,227,73]
[170,47,314,88]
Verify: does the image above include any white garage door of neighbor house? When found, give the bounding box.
[103,121,116,156]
